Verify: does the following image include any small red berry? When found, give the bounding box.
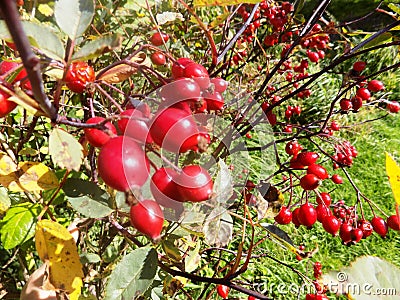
[285,140,302,156]
[84,117,116,148]
[151,52,166,65]
[331,174,343,184]
[330,121,340,131]
[371,217,388,237]
[150,32,169,46]
[307,164,329,180]
[356,88,370,101]
[130,200,164,240]
[353,61,366,72]
[297,151,319,166]
[316,192,332,206]
[298,202,317,227]
[351,228,363,243]
[65,61,95,93]
[300,174,321,190]
[275,206,292,225]
[387,101,400,113]
[216,285,229,299]
[340,98,352,111]
[367,79,384,92]
[0,90,17,117]
[174,165,213,202]
[387,215,400,231]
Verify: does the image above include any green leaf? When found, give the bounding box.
[54,0,95,41]
[0,186,10,214]
[63,178,112,218]
[362,32,392,49]
[0,203,41,249]
[68,196,113,218]
[104,247,158,300]
[203,207,233,247]
[72,34,123,61]
[80,252,101,264]
[0,21,65,60]
[388,3,400,15]
[49,128,83,172]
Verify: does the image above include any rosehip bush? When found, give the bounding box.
[0,1,400,300]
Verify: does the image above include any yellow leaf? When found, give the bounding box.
[18,162,59,192]
[38,4,54,16]
[386,153,400,205]
[96,52,151,84]
[49,128,83,172]
[0,153,58,192]
[193,0,262,7]
[35,220,83,295]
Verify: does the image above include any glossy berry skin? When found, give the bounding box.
[274,206,292,225]
[84,117,116,148]
[171,58,195,79]
[356,88,370,101]
[339,223,353,244]
[387,101,400,113]
[160,78,201,106]
[181,63,210,89]
[0,90,17,117]
[285,140,302,156]
[331,174,343,184]
[322,215,340,235]
[307,164,329,180]
[202,90,224,111]
[353,61,366,72]
[298,202,317,227]
[151,52,166,65]
[292,207,301,227]
[307,50,319,63]
[150,167,182,208]
[297,151,319,166]
[117,109,153,144]
[248,296,258,300]
[367,80,384,92]
[65,61,95,93]
[358,219,373,239]
[210,77,228,93]
[97,136,150,191]
[150,32,169,46]
[316,192,332,206]
[387,215,400,230]
[330,120,340,131]
[371,217,388,237]
[340,98,352,111]
[351,228,363,243]
[300,174,321,190]
[130,200,164,240]
[175,165,213,202]
[316,204,331,223]
[216,285,229,299]
[0,60,31,89]
[149,107,199,153]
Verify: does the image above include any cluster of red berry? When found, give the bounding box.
[81,56,232,240]
[332,140,358,168]
[339,61,400,113]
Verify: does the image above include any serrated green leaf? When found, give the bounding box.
[54,0,95,41]
[104,247,158,300]
[68,196,113,218]
[0,20,65,60]
[63,178,112,218]
[0,203,41,249]
[49,128,83,172]
[0,187,10,214]
[72,34,122,61]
